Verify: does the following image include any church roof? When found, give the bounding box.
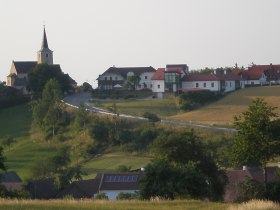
[42,26,49,49]
[13,61,37,74]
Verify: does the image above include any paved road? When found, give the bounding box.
[63,93,236,133]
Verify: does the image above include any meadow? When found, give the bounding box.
[0,199,231,210]
[0,199,279,210]
[92,95,179,118]
[170,86,280,126]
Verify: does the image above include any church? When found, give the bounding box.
[6,27,76,94]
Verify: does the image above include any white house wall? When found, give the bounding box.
[182,81,220,91]
[224,80,235,92]
[138,72,154,90]
[152,80,165,93]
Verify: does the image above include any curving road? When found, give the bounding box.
[63,93,236,133]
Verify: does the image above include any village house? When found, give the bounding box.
[224,166,280,202]
[6,27,77,94]
[0,171,23,191]
[97,66,156,90]
[182,71,244,92]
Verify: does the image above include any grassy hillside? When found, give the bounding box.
[170,86,280,126]
[0,104,152,180]
[92,96,179,117]
[0,104,54,180]
[83,153,152,178]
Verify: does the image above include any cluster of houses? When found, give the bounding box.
[1,166,279,202]
[97,63,280,98]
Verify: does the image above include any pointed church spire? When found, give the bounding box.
[41,25,49,49]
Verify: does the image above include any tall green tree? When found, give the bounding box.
[27,63,72,95]
[141,130,227,200]
[0,146,6,172]
[125,75,141,90]
[31,79,67,139]
[232,98,280,185]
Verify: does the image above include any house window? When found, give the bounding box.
[211,82,214,87]
[195,83,199,88]
[251,82,254,85]
[150,84,152,88]
[158,84,160,89]
[145,76,148,79]
[115,76,118,80]
[105,77,107,80]
[203,83,206,88]
[46,53,48,58]
[110,77,112,80]
[230,82,232,87]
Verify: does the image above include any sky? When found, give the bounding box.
[1,0,280,86]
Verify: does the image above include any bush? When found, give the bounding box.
[178,91,223,111]
[116,192,140,200]
[142,112,160,122]
[95,192,109,200]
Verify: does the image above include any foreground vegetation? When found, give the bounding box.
[0,199,279,210]
[0,199,231,210]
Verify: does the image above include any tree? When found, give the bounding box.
[0,146,6,172]
[142,130,227,200]
[81,82,93,92]
[2,137,16,150]
[231,98,280,185]
[140,159,208,199]
[31,78,67,139]
[125,75,141,90]
[74,103,91,135]
[27,63,72,95]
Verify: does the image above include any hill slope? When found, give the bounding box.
[169,86,280,126]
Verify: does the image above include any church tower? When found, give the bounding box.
[37,26,53,65]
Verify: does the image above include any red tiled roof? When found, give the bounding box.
[183,72,242,82]
[151,68,165,80]
[166,67,182,74]
[246,65,280,80]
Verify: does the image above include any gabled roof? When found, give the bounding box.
[57,179,100,199]
[98,172,141,191]
[13,61,37,74]
[166,64,189,73]
[183,72,242,82]
[99,66,156,79]
[27,178,57,199]
[41,26,50,49]
[151,68,165,80]
[0,172,22,183]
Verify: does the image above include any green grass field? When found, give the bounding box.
[83,153,152,178]
[0,199,232,210]
[92,96,179,118]
[0,104,54,180]
[170,86,280,126]
[0,104,152,180]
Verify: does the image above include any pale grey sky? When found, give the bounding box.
[1,0,280,86]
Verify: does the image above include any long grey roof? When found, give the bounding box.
[13,61,37,74]
[0,172,22,183]
[99,66,156,79]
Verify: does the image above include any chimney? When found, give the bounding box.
[214,70,216,75]
[224,70,227,75]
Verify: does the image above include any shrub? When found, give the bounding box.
[116,192,140,200]
[142,112,160,122]
[95,192,109,200]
